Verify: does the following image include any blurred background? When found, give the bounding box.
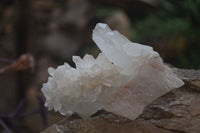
[0,0,200,132]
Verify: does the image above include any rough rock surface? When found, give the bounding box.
[41,68,200,133]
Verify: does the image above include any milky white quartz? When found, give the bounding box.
[41,23,184,120]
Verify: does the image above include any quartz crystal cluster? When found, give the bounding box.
[41,23,184,120]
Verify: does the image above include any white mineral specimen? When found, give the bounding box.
[41,23,184,120]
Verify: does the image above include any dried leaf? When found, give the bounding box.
[0,54,35,74]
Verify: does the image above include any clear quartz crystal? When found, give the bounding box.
[41,23,184,120]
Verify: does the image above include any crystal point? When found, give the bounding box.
[41,23,184,120]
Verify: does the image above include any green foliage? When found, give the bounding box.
[132,0,200,69]
[95,7,119,18]
[132,16,189,42]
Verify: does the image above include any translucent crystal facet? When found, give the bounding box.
[41,23,184,120]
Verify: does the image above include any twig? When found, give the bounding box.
[0,119,13,133]
[0,58,14,64]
